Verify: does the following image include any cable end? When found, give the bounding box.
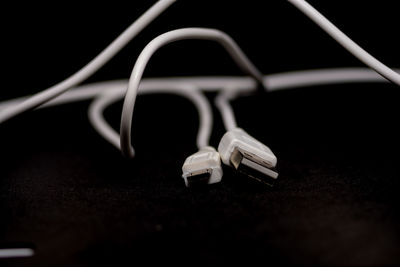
[218,128,278,186]
[182,147,223,187]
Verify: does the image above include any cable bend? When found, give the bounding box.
[89,91,122,150]
[90,83,213,156]
[120,27,264,158]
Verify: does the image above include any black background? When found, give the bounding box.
[1,1,399,266]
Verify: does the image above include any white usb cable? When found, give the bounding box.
[0,0,398,130]
[215,85,279,185]
[88,84,224,187]
[0,0,398,188]
[214,66,399,185]
[0,67,398,186]
[120,27,264,158]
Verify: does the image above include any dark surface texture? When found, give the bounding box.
[1,1,399,266]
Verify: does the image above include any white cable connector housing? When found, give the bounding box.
[182,147,223,187]
[218,128,278,186]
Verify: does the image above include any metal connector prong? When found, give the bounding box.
[230,148,278,186]
[218,128,278,186]
[185,169,212,187]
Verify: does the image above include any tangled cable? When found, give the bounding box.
[0,0,398,188]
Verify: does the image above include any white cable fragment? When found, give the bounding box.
[88,92,123,150]
[0,0,176,124]
[120,27,264,158]
[288,0,400,86]
[0,248,34,258]
[214,88,239,131]
[264,68,397,90]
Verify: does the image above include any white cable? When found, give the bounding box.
[265,68,396,90]
[0,68,397,111]
[288,0,400,86]
[120,27,264,158]
[88,92,122,149]
[1,68,398,147]
[0,81,126,111]
[0,0,176,124]
[88,83,213,152]
[0,68,397,112]
[0,248,34,258]
[214,88,239,131]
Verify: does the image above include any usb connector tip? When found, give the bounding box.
[182,147,223,187]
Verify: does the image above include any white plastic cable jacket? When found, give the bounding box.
[214,88,239,131]
[288,0,400,86]
[0,0,176,124]
[88,92,123,150]
[0,248,34,259]
[120,27,265,158]
[88,83,212,153]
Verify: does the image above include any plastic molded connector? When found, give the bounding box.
[182,146,223,187]
[218,128,278,186]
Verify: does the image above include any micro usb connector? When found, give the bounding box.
[185,169,212,186]
[218,128,278,186]
[182,147,223,187]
